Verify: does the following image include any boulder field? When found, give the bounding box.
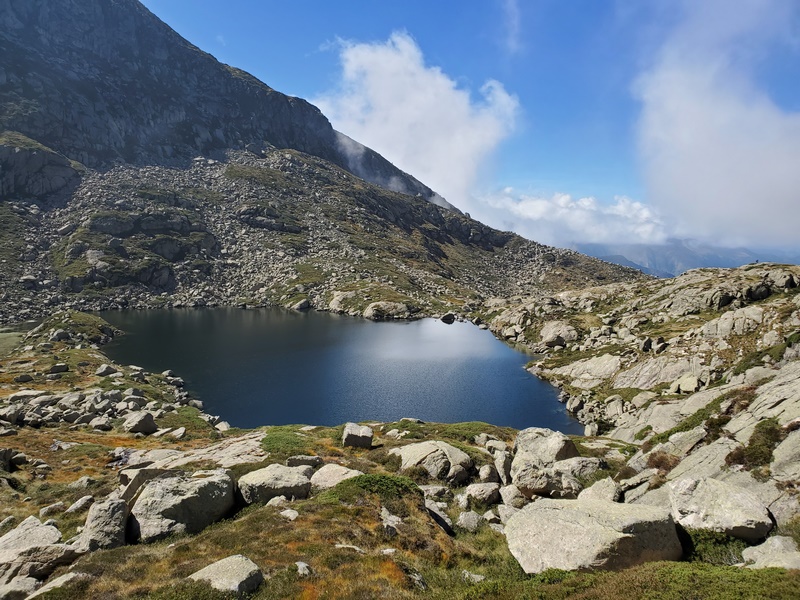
[1,265,799,597]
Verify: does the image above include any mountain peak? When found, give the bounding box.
[0,0,453,208]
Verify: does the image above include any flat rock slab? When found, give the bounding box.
[141,432,268,469]
[189,554,263,596]
[310,464,363,490]
[505,499,682,574]
[668,477,773,543]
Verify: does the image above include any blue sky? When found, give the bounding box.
[140,0,800,250]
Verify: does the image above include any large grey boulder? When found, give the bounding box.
[310,464,363,490]
[551,457,604,480]
[0,575,38,599]
[342,423,373,448]
[74,498,127,552]
[770,429,800,483]
[539,321,578,347]
[505,499,682,573]
[0,516,81,585]
[462,483,501,507]
[511,428,579,472]
[363,302,409,321]
[238,464,311,504]
[512,467,583,499]
[548,354,622,387]
[425,500,454,535]
[510,428,583,499]
[122,411,158,435]
[578,477,622,503]
[129,470,235,542]
[389,441,473,484]
[188,554,263,596]
[668,478,773,542]
[742,536,800,570]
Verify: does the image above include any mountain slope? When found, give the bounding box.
[0,0,451,208]
[0,0,647,323]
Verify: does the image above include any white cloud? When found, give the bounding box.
[636,0,800,248]
[314,31,519,211]
[501,0,523,55]
[482,189,667,247]
[215,34,226,46]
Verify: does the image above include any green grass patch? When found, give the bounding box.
[317,474,422,506]
[733,344,789,375]
[260,425,313,459]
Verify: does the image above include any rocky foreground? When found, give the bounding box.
[0,265,799,598]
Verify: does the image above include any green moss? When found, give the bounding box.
[317,474,422,506]
[733,344,788,375]
[0,130,52,152]
[0,202,27,265]
[223,164,299,192]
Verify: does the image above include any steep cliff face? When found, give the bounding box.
[0,0,448,205]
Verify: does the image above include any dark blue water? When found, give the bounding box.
[100,308,581,433]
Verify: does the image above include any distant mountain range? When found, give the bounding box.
[575,239,800,278]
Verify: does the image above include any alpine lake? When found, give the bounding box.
[99,307,582,434]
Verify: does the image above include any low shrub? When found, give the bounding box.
[260,426,310,458]
[679,527,749,565]
[646,450,680,473]
[725,418,783,471]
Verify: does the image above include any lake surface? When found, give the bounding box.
[100,308,582,433]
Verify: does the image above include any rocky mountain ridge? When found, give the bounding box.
[0,0,451,208]
[0,0,645,323]
[0,141,642,324]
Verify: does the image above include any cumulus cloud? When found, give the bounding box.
[636,0,800,248]
[314,31,519,211]
[482,189,667,247]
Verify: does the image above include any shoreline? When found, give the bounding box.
[94,306,582,435]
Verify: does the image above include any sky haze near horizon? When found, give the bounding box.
[140,0,800,252]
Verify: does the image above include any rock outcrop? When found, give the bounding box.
[188,554,264,596]
[505,499,682,573]
[390,441,473,484]
[128,470,236,542]
[237,464,311,504]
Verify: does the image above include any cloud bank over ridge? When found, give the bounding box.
[636,0,800,248]
[316,4,800,251]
